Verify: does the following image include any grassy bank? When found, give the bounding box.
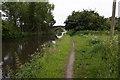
[73,31,118,78]
[15,34,72,78]
[67,30,119,36]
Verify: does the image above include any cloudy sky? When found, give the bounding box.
[50,0,120,26]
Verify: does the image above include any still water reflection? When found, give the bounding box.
[2,34,55,78]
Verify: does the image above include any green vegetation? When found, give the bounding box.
[2,20,44,39]
[2,18,53,39]
[15,35,72,78]
[14,31,119,78]
[64,10,120,34]
[2,2,56,39]
[65,9,119,78]
[73,31,118,78]
[67,30,119,35]
[2,2,119,78]
[56,29,64,36]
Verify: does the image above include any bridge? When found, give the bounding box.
[50,25,65,31]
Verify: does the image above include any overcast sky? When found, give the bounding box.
[50,0,120,26]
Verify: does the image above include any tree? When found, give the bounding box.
[2,2,56,32]
[2,2,29,31]
[64,10,110,31]
[34,2,55,32]
[28,2,36,31]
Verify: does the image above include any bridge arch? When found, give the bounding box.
[55,27,65,31]
[50,25,65,32]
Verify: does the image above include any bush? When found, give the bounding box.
[67,29,76,36]
[2,20,20,39]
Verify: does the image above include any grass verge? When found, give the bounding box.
[73,31,118,78]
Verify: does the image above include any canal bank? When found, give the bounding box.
[1,33,55,78]
[1,29,70,78]
[15,34,72,78]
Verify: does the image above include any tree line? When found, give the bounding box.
[2,2,56,39]
[64,10,120,33]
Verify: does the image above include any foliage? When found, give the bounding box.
[73,31,118,78]
[15,35,72,78]
[67,29,76,36]
[2,2,56,39]
[64,10,111,31]
[2,20,20,39]
[56,29,64,36]
[69,30,119,36]
[74,30,119,35]
[115,18,120,31]
[2,20,53,39]
[107,17,120,31]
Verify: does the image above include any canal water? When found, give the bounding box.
[0,29,66,79]
[1,34,56,78]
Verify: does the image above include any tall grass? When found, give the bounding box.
[118,33,120,77]
[73,31,118,78]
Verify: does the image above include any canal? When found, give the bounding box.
[1,34,55,78]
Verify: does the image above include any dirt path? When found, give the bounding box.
[65,37,75,78]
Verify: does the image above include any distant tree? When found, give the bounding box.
[115,19,120,31]
[33,2,55,32]
[64,10,111,31]
[107,17,120,31]
[118,17,120,26]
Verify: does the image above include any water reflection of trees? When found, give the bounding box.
[2,35,55,78]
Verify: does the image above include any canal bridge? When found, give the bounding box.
[50,25,65,31]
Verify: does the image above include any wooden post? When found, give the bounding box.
[110,0,116,42]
